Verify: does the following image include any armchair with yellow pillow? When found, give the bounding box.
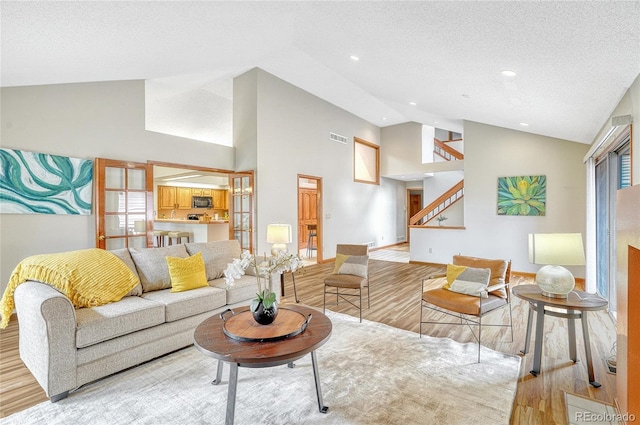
[323,244,369,322]
[419,255,513,362]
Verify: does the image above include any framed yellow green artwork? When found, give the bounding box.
[497,175,546,216]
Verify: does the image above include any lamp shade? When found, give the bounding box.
[528,233,585,265]
[528,233,585,298]
[266,223,292,256]
[266,224,292,244]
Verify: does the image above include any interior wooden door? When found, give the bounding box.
[229,172,254,253]
[94,158,153,250]
[407,190,422,242]
[298,175,322,262]
[298,188,317,249]
[409,193,422,217]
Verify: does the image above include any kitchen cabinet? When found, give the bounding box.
[158,186,193,210]
[213,189,228,209]
[158,186,225,211]
[192,188,212,196]
[158,186,177,209]
[176,187,192,209]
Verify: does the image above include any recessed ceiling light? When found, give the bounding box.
[350,55,360,61]
[519,122,529,127]
[382,117,387,121]
[501,70,517,77]
[409,101,417,106]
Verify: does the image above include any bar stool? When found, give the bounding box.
[152,230,169,248]
[306,224,317,258]
[167,231,190,245]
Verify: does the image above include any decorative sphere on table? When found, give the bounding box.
[536,265,575,298]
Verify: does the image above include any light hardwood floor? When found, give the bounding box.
[0,257,617,424]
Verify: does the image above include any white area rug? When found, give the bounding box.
[1,311,520,425]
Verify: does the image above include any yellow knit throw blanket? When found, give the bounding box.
[0,248,140,328]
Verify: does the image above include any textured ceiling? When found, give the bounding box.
[2,1,639,144]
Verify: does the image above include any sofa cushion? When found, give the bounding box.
[75,296,165,348]
[130,245,189,292]
[423,288,506,316]
[142,286,226,322]
[110,248,143,296]
[185,240,242,281]
[166,252,208,293]
[210,274,259,305]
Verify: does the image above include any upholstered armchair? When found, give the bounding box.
[323,244,369,322]
[419,255,513,362]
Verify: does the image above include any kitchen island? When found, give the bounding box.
[153,219,229,243]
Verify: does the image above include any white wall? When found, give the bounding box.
[145,79,233,146]
[0,80,235,294]
[411,121,590,276]
[380,122,423,175]
[232,70,258,172]
[234,69,405,257]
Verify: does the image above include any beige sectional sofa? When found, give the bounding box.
[13,239,274,402]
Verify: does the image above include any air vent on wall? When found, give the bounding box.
[329,132,348,144]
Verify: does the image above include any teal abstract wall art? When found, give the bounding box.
[497,175,546,216]
[0,149,93,215]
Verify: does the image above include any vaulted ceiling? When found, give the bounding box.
[2,1,639,144]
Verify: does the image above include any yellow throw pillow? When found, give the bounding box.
[166,252,208,293]
[443,264,467,289]
[443,263,492,297]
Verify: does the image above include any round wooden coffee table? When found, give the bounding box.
[194,304,332,425]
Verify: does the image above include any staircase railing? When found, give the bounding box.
[434,138,464,161]
[410,179,464,225]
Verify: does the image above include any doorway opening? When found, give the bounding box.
[298,175,322,265]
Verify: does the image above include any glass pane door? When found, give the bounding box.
[595,159,610,300]
[229,172,254,253]
[95,158,152,250]
[594,131,631,316]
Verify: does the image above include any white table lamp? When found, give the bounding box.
[528,233,586,298]
[266,224,292,256]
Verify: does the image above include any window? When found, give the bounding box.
[354,137,380,185]
[619,144,631,189]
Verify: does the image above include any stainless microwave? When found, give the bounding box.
[192,196,213,208]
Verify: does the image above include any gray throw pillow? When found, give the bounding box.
[130,245,189,292]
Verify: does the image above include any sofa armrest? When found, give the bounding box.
[14,280,77,400]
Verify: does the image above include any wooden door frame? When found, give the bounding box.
[298,174,323,263]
